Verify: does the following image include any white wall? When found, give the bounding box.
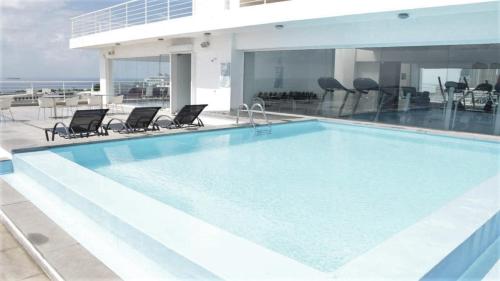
[98,52,113,104]
[192,34,234,111]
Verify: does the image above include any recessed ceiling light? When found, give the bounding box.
[398,13,410,19]
[275,24,284,30]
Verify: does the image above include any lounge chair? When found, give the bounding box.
[105,106,161,133]
[44,109,109,141]
[155,104,208,129]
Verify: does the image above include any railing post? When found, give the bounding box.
[62,81,66,100]
[125,3,128,27]
[145,0,148,24]
[30,82,35,104]
[108,8,111,31]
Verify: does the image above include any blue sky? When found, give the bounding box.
[0,0,124,80]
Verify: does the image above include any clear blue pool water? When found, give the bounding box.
[52,121,500,272]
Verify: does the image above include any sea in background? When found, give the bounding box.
[0,77,99,95]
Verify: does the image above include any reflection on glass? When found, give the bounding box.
[112,55,170,107]
[243,44,500,135]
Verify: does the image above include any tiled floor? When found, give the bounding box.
[0,223,49,281]
[0,105,269,155]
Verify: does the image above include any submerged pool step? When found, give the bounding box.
[12,152,219,280]
[12,151,328,281]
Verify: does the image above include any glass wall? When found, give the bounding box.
[243,44,500,135]
[112,55,170,107]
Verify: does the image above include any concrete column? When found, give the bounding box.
[99,52,114,105]
[230,35,244,111]
[171,54,192,113]
[334,49,356,88]
[242,52,255,106]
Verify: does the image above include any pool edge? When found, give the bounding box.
[331,174,500,280]
[0,178,122,281]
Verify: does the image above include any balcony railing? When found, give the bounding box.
[71,0,193,38]
[240,0,289,7]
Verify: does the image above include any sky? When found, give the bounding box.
[0,0,124,80]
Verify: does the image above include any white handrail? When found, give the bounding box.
[71,0,193,38]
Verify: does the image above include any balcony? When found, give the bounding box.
[71,0,193,38]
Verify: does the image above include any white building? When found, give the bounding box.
[70,0,500,135]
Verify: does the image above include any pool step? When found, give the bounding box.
[12,151,222,280]
[12,150,328,281]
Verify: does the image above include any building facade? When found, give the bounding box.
[70,0,500,135]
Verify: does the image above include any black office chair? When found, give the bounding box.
[317,77,354,116]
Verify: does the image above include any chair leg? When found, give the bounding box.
[375,93,385,122]
[9,109,14,121]
[351,93,362,118]
[338,93,350,117]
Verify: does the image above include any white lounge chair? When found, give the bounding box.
[87,96,101,109]
[0,98,14,121]
[62,96,80,116]
[107,95,124,113]
[38,97,54,119]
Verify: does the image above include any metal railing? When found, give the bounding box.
[240,0,289,7]
[0,80,170,107]
[0,80,99,105]
[71,0,193,38]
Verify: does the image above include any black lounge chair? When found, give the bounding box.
[44,109,109,141]
[155,104,208,129]
[105,107,161,133]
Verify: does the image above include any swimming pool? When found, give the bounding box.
[5,120,500,279]
[50,121,499,270]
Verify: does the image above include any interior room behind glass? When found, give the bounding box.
[243,44,500,135]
